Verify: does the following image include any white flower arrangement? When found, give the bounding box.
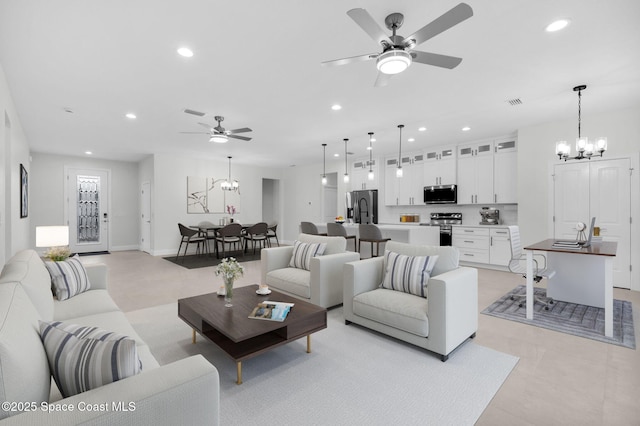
[44,246,71,261]
[215,257,244,280]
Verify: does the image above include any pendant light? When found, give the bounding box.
[221,156,239,192]
[367,132,375,180]
[321,143,328,185]
[343,138,350,183]
[555,85,607,161]
[396,125,404,178]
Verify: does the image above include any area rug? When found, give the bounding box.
[482,285,636,349]
[127,303,519,425]
[163,252,261,269]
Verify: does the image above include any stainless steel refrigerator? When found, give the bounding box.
[350,190,378,224]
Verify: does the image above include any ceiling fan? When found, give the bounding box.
[181,110,252,143]
[321,3,473,87]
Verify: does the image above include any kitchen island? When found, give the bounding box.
[315,223,440,257]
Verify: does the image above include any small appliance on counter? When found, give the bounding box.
[399,213,420,223]
[479,207,500,225]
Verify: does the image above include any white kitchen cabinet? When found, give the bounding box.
[351,158,379,190]
[424,145,456,185]
[489,228,511,266]
[493,139,517,203]
[397,152,424,205]
[384,157,400,206]
[457,141,494,204]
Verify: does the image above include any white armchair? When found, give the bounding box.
[343,241,478,361]
[261,234,360,308]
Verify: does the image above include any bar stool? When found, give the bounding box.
[327,222,357,251]
[358,224,390,257]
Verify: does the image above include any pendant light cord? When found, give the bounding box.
[577,88,582,139]
[397,124,404,164]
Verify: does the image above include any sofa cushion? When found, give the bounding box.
[0,249,54,320]
[39,321,142,398]
[53,289,120,321]
[289,240,326,270]
[265,267,311,298]
[353,288,429,337]
[0,284,51,420]
[44,255,91,301]
[385,241,459,277]
[381,251,438,298]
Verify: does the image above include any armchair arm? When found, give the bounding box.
[426,267,478,356]
[260,246,294,284]
[85,263,108,290]
[343,257,385,322]
[309,251,360,308]
[3,355,219,426]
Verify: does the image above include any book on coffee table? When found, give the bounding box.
[248,301,295,322]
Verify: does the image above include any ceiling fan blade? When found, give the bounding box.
[411,51,463,69]
[347,8,391,46]
[405,3,473,47]
[374,72,392,87]
[179,131,210,134]
[228,134,252,141]
[321,53,379,67]
[197,122,215,131]
[227,127,252,134]
[183,108,206,116]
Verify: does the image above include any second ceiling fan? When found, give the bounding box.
[322,3,473,86]
[182,110,253,143]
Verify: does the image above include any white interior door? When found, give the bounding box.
[66,168,110,253]
[553,162,590,239]
[589,159,631,289]
[141,181,151,253]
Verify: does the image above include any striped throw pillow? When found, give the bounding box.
[289,241,327,270]
[39,321,142,398]
[381,251,439,298]
[44,255,91,301]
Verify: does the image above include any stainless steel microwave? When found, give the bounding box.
[423,184,457,204]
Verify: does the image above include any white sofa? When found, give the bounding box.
[261,234,360,308]
[343,241,478,361]
[0,250,220,425]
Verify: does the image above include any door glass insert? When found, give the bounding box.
[77,175,100,243]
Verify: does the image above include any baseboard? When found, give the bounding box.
[110,245,141,252]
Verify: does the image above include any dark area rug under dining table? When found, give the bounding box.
[163,252,261,269]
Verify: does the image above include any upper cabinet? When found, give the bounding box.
[424,145,456,186]
[457,138,518,205]
[351,158,379,190]
[384,152,423,206]
[457,141,494,204]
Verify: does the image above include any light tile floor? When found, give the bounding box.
[84,251,640,425]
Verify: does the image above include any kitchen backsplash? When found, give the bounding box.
[379,204,518,226]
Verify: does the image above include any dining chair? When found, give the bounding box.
[326,222,357,251]
[176,223,207,262]
[215,223,243,258]
[300,222,327,236]
[358,224,390,258]
[244,222,269,254]
[197,220,217,255]
[266,222,279,247]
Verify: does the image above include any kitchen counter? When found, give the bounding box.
[316,223,440,257]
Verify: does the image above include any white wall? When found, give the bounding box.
[30,153,140,251]
[151,154,284,255]
[0,63,31,262]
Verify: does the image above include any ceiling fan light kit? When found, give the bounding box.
[210,134,229,143]
[377,50,412,75]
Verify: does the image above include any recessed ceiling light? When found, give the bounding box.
[366,146,372,150]
[371,138,376,142]
[177,47,194,57]
[462,126,471,132]
[125,113,137,119]
[334,153,340,157]
[418,127,427,131]
[408,138,415,142]
[85,151,92,155]
[546,19,570,32]
[331,104,342,111]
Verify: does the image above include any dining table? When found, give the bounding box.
[190,223,255,258]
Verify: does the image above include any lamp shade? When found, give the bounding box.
[36,226,69,247]
[209,134,228,143]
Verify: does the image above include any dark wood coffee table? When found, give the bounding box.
[178,284,327,384]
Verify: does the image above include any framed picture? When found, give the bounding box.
[20,163,28,218]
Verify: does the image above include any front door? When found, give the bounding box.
[65,167,110,253]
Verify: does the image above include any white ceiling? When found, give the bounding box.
[1,0,639,167]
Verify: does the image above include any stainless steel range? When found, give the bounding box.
[424,212,462,246]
